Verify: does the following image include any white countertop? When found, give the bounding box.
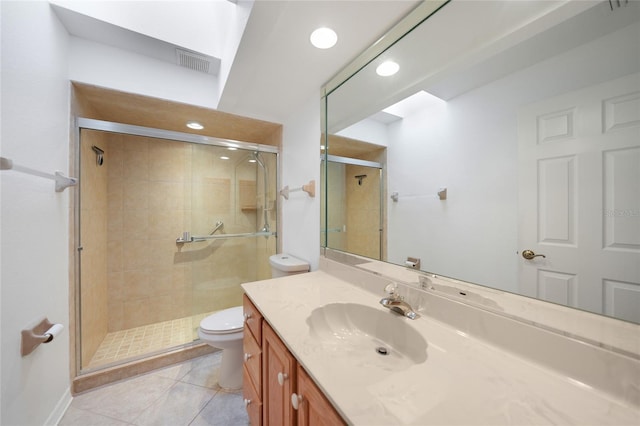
[242,270,640,425]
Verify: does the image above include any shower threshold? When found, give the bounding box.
[87,311,213,369]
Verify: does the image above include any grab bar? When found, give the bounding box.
[177,231,275,243]
[209,220,224,235]
[321,228,343,233]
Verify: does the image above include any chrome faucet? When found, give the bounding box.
[379,283,419,320]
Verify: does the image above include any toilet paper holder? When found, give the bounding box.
[405,257,421,270]
[21,317,64,356]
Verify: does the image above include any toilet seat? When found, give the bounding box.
[199,306,244,335]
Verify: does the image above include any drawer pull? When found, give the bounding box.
[243,313,252,323]
[291,393,303,410]
[244,353,252,362]
[277,372,288,386]
[244,398,252,407]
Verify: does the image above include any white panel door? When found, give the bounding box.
[518,72,640,322]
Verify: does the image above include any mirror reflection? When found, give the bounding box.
[323,0,640,324]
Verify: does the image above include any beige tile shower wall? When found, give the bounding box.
[106,136,275,331]
[346,164,381,260]
[107,134,191,331]
[80,131,110,365]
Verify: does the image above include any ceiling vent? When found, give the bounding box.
[175,48,220,75]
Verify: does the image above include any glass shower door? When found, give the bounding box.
[187,144,277,339]
[77,122,278,373]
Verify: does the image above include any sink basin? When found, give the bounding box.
[306,303,428,369]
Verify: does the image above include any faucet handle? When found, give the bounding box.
[384,283,402,300]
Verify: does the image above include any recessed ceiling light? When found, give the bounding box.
[376,61,399,77]
[186,121,204,130]
[249,159,257,163]
[310,27,337,49]
[227,147,237,151]
[220,156,230,160]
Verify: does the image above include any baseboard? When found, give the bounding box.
[44,387,72,426]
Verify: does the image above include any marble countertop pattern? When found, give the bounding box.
[242,270,640,425]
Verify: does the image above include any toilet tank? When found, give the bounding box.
[269,254,310,278]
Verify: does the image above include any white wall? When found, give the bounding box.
[281,94,321,270]
[51,0,231,59]
[68,36,220,109]
[387,86,519,292]
[336,118,389,147]
[1,1,72,424]
[54,0,254,110]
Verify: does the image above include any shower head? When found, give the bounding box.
[92,146,104,166]
[252,151,266,169]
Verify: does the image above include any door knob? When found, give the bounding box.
[522,249,546,260]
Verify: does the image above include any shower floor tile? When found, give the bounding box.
[87,312,213,369]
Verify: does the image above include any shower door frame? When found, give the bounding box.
[73,117,280,376]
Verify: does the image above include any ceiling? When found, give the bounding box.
[218,0,422,122]
[53,0,422,125]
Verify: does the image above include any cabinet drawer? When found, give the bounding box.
[243,294,263,343]
[243,365,262,426]
[243,325,262,397]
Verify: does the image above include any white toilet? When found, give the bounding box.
[197,253,309,389]
[269,253,311,277]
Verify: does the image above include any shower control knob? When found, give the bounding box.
[244,353,252,362]
[277,372,288,386]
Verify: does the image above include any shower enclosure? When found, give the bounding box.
[321,155,383,260]
[76,119,278,373]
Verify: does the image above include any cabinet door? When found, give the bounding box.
[294,365,346,426]
[243,325,262,397]
[243,366,262,426]
[243,293,263,342]
[262,322,296,426]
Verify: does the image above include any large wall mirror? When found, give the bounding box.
[321,0,640,324]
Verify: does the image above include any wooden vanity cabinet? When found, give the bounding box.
[243,295,345,426]
[242,294,263,426]
[262,321,297,425]
[294,364,346,426]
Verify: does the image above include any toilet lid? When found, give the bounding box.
[200,306,244,334]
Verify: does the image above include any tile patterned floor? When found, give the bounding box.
[60,352,249,426]
[89,312,213,368]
